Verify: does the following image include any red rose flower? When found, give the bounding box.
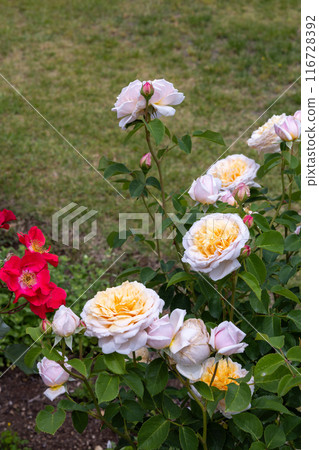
[18,226,58,267]
[0,209,16,230]
[0,253,51,302]
[28,282,67,319]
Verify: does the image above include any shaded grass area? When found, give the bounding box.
[0,0,300,259]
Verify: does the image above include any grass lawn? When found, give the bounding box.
[0,0,300,262]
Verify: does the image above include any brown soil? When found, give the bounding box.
[0,368,116,450]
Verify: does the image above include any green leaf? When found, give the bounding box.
[225,382,252,412]
[264,425,286,449]
[26,326,42,342]
[179,426,199,450]
[122,371,144,398]
[129,179,145,197]
[5,343,34,375]
[254,366,290,393]
[238,272,262,300]
[121,399,145,422]
[58,399,90,412]
[252,214,270,232]
[104,162,130,179]
[124,122,144,144]
[255,354,286,380]
[95,373,119,403]
[42,346,63,362]
[71,410,88,433]
[232,412,263,440]
[255,231,284,254]
[24,346,42,368]
[146,176,161,190]
[140,267,157,284]
[193,381,214,401]
[177,135,192,153]
[252,396,293,415]
[0,318,11,339]
[193,130,225,146]
[104,353,126,375]
[107,231,129,248]
[271,285,300,304]
[167,271,194,287]
[255,333,285,349]
[287,310,301,330]
[286,346,301,362]
[249,290,269,314]
[257,154,281,178]
[249,443,266,450]
[162,394,182,420]
[284,234,301,251]
[246,253,267,284]
[68,359,88,377]
[148,119,165,145]
[277,374,301,396]
[117,267,141,280]
[145,359,168,396]
[36,406,66,435]
[138,415,170,450]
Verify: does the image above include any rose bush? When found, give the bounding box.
[0,79,301,449]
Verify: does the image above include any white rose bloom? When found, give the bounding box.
[168,318,211,378]
[52,305,80,337]
[81,281,164,355]
[207,154,260,191]
[188,174,222,205]
[149,79,185,118]
[179,357,254,419]
[182,213,250,281]
[247,114,287,154]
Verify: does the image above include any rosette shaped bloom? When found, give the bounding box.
[169,318,211,378]
[247,114,286,154]
[274,115,301,142]
[18,226,58,267]
[81,281,164,354]
[0,253,50,302]
[52,305,80,337]
[180,357,254,419]
[148,79,185,118]
[182,213,250,281]
[188,174,222,205]
[209,321,248,356]
[146,308,186,349]
[0,209,16,230]
[207,155,260,191]
[37,357,71,401]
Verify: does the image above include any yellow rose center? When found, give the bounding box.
[193,219,239,258]
[19,270,37,289]
[201,359,240,391]
[210,159,247,187]
[31,240,45,253]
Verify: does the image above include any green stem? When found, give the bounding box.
[270,155,286,228]
[229,271,238,322]
[142,195,161,259]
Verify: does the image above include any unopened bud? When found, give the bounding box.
[233,183,250,202]
[41,318,52,334]
[141,81,154,100]
[243,214,254,228]
[241,245,251,257]
[80,320,86,329]
[140,152,152,172]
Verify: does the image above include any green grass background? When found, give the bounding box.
[0,0,300,261]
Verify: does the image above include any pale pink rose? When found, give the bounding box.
[233,183,250,202]
[146,315,175,349]
[207,155,260,190]
[274,115,301,141]
[112,80,146,129]
[52,305,80,337]
[247,114,287,154]
[149,79,185,118]
[294,110,301,122]
[219,190,237,206]
[209,321,248,356]
[188,174,222,205]
[243,214,253,228]
[37,357,71,401]
[295,225,301,235]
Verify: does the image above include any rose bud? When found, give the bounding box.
[146,315,175,349]
[37,357,71,401]
[233,183,250,202]
[209,321,248,356]
[139,152,152,172]
[294,110,301,122]
[140,81,154,100]
[41,318,52,334]
[241,245,251,257]
[274,115,301,141]
[294,225,301,235]
[188,174,222,205]
[243,214,254,228]
[52,305,80,337]
[219,190,237,206]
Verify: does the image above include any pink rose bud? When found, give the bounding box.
[209,321,248,356]
[37,357,70,387]
[220,190,237,206]
[141,81,154,100]
[41,318,52,334]
[80,320,86,328]
[188,174,222,205]
[146,315,175,349]
[294,110,301,122]
[233,183,250,202]
[243,214,254,228]
[139,152,152,171]
[52,305,80,337]
[274,115,301,141]
[241,245,251,257]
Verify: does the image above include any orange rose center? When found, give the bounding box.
[201,359,240,391]
[210,159,247,187]
[193,219,239,258]
[19,270,37,289]
[31,240,45,253]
